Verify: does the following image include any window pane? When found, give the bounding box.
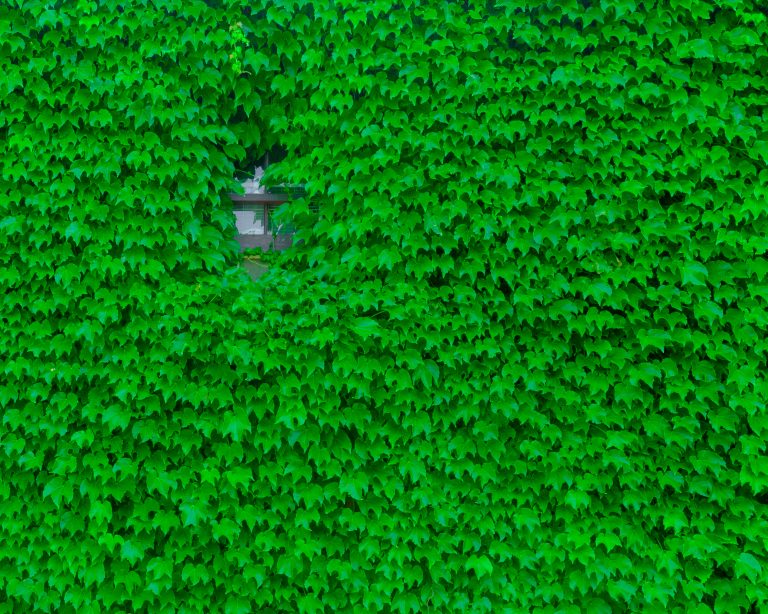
[234,204,265,235]
[268,205,296,234]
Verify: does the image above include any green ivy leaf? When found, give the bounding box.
[465,555,493,578]
[222,409,252,442]
[564,489,591,510]
[225,466,252,489]
[339,472,369,499]
[686,38,715,59]
[735,553,763,582]
[225,595,252,614]
[42,477,73,508]
[120,540,144,565]
[681,261,709,286]
[351,317,381,339]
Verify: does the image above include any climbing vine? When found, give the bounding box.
[227,19,248,75]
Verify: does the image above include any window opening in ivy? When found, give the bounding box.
[231,144,314,252]
[234,202,265,235]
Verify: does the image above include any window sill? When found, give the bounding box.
[229,193,291,203]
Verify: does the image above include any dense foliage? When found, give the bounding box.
[2,0,768,611]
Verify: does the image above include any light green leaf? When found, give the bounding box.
[351,317,381,339]
[681,261,709,287]
[687,39,714,59]
[339,472,369,499]
[225,595,252,614]
[735,553,762,581]
[42,477,72,508]
[222,409,251,442]
[225,466,252,489]
[121,540,143,565]
[465,555,493,578]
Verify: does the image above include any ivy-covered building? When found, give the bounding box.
[5,2,768,612]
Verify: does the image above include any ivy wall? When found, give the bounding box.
[2,1,768,611]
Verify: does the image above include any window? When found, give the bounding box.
[268,204,296,235]
[234,202,265,235]
[231,144,316,250]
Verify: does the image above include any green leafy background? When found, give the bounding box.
[2,0,768,611]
